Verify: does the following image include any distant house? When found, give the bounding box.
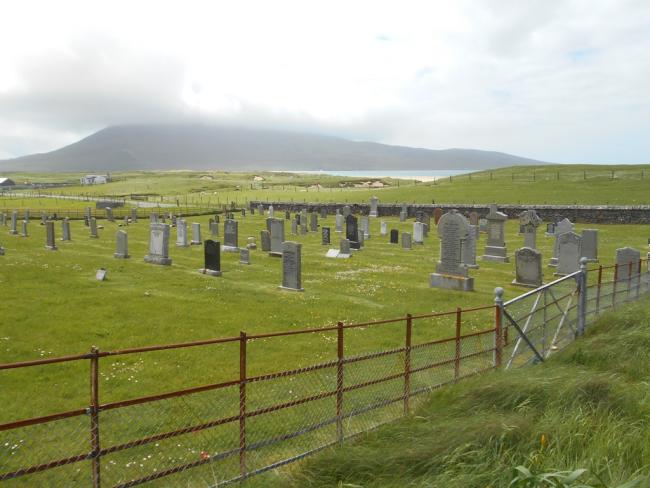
[0,177,15,187]
[80,174,112,185]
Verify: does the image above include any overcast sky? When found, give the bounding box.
[1,0,649,163]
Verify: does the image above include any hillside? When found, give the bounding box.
[0,124,544,172]
[253,299,650,487]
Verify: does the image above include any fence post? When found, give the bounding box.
[238,332,247,479]
[577,258,588,336]
[403,314,412,415]
[89,346,101,488]
[596,265,603,314]
[637,259,642,299]
[494,288,504,368]
[613,264,619,308]
[336,322,344,444]
[627,261,633,300]
[454,308,462,380]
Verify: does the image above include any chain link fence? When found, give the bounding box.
[2,258,649,486]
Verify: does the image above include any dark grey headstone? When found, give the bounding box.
[280,241,303,291]
[200,240,221,275]
[390,229,399,244]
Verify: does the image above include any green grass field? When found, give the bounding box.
[1,166,650,486]
[258,297,650,487]
[4,164,650,208]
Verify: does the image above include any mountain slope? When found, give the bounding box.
[0,124,545,172]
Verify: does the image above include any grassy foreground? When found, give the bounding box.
[254,298,650,488]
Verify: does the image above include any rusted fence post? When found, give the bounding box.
[494,288,504,368]
[613,264,619,308]
[238,332,247,478]
[89,346,101,488]
[636,259,642,299]
[454,308,462,380]
[336,322,344,444]
[596,265,603,314]
[403,314,412,415]
[627,261,633,299]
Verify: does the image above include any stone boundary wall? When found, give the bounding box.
[250,201,650,224]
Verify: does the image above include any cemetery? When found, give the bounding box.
[2,170,650,487]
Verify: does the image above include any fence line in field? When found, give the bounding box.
[1,259,648,487]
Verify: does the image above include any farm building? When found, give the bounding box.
[80,174,112,185]
[0,177,16,186]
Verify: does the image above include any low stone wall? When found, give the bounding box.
[250,201,650,225]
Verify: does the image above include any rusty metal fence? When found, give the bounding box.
[2,258,649,487]
[0,307,498,487]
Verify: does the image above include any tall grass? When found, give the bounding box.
[253,300,650,487]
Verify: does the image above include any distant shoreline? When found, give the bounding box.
[273,169,473,182]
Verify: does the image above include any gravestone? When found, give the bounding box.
[268,205,274,218]
[519,209,542,249]
[423,223,430,238]
[280,242,304,291]
[250,207,255,215]
[380,221,387,236]
[461,224,479,269]
[45,221,57,250]
[210,220,219,237]
[176,220,189,247]
[260,230,271,252]
[335,212,344,233]
[545,223,556,236]
[106,207,114,222]
[150,213,158,224]
[240,247,251,265]
[616,247,641,282]
[322,227,331,245]
[433,207,442,225]
[360,216,370,239]
[357,229,365,248]
[285,210,291,220]
[191,223,202,245]
[402,232,412,250]
[144,223,172,265]
[339,238,351,258]
[369,196,379,217]
[40,213,47,226]
[342,205,351,217]
[399,205,407,222]
[247,237,257,249]
[223,219,239,252]
[390,229,399,244]
[481,204,509,263]
[131,208,138,223]
[430,211,474,291]
[214,215,220,224]
[513,247,543,287]
[310,212,318,232]
[346,215,360,249]
[300,214,308,234]
[270,219,285,256]
[199,240,222,275]
[21,220,28,237]
[548,218,574,237]
[90,218,99,238]
[413,222,424,244]
[257,204,264,216]
[114,230,130,259]
[549,223,574,267]
[555,231,582,276]
[291,219,298,235]
[9,211,18,235]
[469,211,479,227]
[320,207,327,219]
[61,218,71,241]
[581,229,599,263]
[241,209,246,218]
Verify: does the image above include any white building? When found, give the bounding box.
[80,174,111,185]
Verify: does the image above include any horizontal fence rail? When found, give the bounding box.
[2,259,650,486]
